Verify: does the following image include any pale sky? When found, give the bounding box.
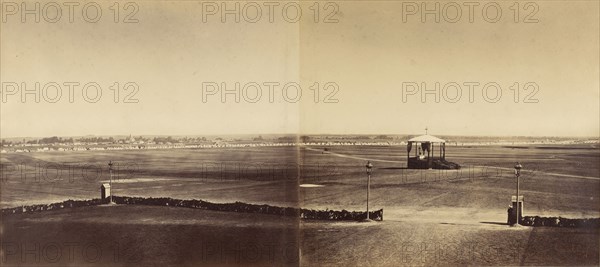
[1,1,598,138]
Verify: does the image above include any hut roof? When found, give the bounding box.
[408,134,445,143]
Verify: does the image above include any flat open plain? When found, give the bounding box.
[1,144,598,266]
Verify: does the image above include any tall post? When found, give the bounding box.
[516,172,520,224]
[365,161,373,221]
[513,162,522,226]
[367,173,370,220]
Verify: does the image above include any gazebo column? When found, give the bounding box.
[442,143,446,159]
[407,141,411,166]
[427,142,431,168]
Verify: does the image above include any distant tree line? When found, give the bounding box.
[26,136,76,144]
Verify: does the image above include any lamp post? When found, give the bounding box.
[108,161,114,204]
[365,161,373,220]
[513,162,522,226]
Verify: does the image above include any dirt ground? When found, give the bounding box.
[2,205,597,266]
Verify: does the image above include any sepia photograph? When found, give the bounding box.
[1,0,599,266]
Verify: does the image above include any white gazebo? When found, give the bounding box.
[407,134,446,169]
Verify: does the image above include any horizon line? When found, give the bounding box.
[1,132,598,140]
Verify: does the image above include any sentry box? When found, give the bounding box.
[101,183,111,200]
[509,195,524,225]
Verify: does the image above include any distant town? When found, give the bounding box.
[0,134,597,153]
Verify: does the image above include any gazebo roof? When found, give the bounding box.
[408,134,445,143]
